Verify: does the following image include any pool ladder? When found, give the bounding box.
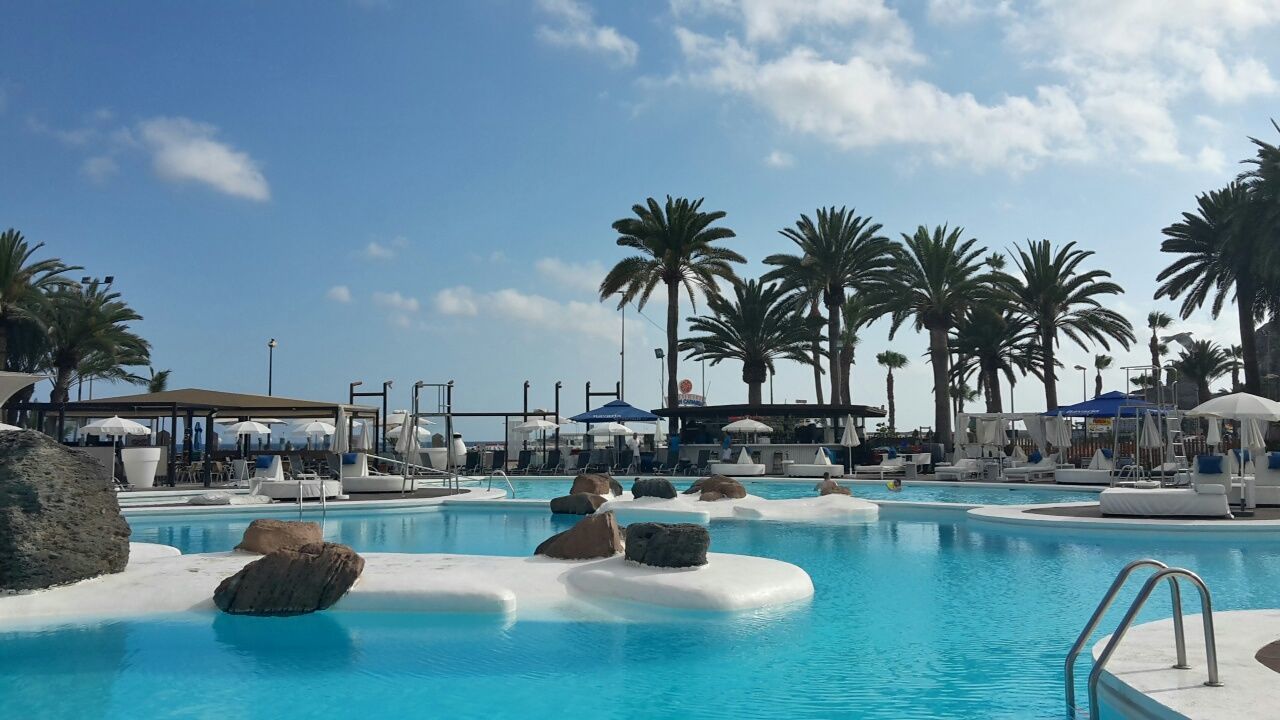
[487,469,516,498]
[1064,559,1222,718]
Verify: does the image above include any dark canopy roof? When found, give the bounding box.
[654,403,886,419]
[30,387,378,419]
[571,399,660,423]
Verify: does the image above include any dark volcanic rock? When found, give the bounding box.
[549,492,607,515]
[534,511,624,560]
[236,519,323,554]
[570,473,612,496]
[608,476,624,496]
[624,522,709,568]
[685,474,746,501]
[0,430,130,591]
[631,478,677,499]
[214,542,365,616]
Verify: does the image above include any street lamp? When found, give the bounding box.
[1073,364,1086,402]
[654,348,665,408]
[267,339,277,396]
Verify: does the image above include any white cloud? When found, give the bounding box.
[534,257,606,295]
[373,290,420,313]
[136,117,270,201]
[764,149,794,167]
[435,284,621,342]
[536,0,639,66]
[326,285,352,303]
[434,286,479,316]
[667,0,1280,173]
[364,241,394,259]
[81,155,118,183]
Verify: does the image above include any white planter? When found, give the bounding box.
[120,447,161,488]
[451,436,467,468]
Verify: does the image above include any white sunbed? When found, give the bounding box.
[852,456,905,480]
[1099,473,1231,518]
[1001,456,1060,482]
[338,452,408,493]
[251,455,343,500]
[934,458,980,481]
[785,448,844,478]
[707,448,767,477]
[1055,449,1115,485]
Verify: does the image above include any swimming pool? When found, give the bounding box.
[494,476,1100,505]
[6,506,1280,719]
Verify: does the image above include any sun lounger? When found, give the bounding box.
[708,447,766,476]
[935,458,979,481]
[540,449,564,474]
[337,452,406,493]
[1099,477,1231,518]
[785,448,844,478]
[252,454,345,499]
[566,452,591,475]
[852,456,905,479]
[653,450,680,475]
[509,450,534,475]
[1002,456,1059,482]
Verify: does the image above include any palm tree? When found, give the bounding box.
[145,367,171,393]
[766,207,893,405]
[1240,122,1280,321]
[1146,311,1172,385]
[681,280,821,405]
[1130,373,1156,390]
[43,281,150,403]
[871,225,989,447]
[1000,240,1135,410]
[1093,354,1113,397]
[875,350,907,430]
[0,229,78,370]
[762,259,827,404]
[1155,182,1266,393]
[836,294,875,405]
[600,196,744,433]
[949,306,1042,413]
[1227,344,1243,391]
[1171,339,1229,404]
[952,381,979,414]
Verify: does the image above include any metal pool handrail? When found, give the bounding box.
[1069,564,1222,718]
[487,469,515,498]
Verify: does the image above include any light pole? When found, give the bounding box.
[654,348,665,408]
[769,367,775,404]
[1073,364,1086,402]
[267,339,277,395]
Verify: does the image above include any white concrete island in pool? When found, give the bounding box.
[0,542,815,626]
[596,492,879,525]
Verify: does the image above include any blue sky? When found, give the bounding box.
[3,1,1279,437]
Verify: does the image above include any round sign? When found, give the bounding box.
[679,378,694,394]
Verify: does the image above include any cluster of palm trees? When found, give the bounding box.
[0,228,158,409]
[599,201,1135,440]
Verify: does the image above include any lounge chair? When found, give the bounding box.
[708,447,766,476]
[1099,454,1231,517]
[690,449,712,476]
[563,451,589,475]
[852,455,905,480]
[254,453,344,499]
[785,448,843,478]
[1002,454,1059,482]
[587,449,612,473]
[612,450,635,474]
[487,450,508,473]
[461,450,483,475]
[654,450,680,475]
[336,452,405,493]
[935,458,980,481]
[540,449,564,474]
[509,450,534,475]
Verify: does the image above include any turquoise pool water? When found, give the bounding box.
[5,508,1279,719]
[495,477,1100,505]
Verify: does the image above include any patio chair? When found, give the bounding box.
[487,450,507,473]
[540,449,564,474]
[509,450,533,474]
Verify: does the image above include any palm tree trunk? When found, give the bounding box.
[826,289,841,405]
[809,301,824,405]
[886,369,896,430]
[1198,381,1210,405]
[665,280,679,436]
[51,366,74,404]
[839,342,853,405]
[747,381,762,405]
[1149,330,1161,386]
[1236,275,1261,394]
[928,325,952,448]
[0,317,8,373]
[1041,326,1058,410]
[987,368,1003,413]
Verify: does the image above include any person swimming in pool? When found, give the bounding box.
[886,476,903,492]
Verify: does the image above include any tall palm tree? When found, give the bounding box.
[1171,339,1229,404]
[949,306,1042,413]
[766,207,893,405]
[871,225,989,447]
[1240,122,1280,320]
[836,294,875,405]
[1000,240,1135,410]
[1155,182,1266,393]
[1146,311,1172,385]
[762,259,827,404]
[0,229,78,370]
[600,196,744,433]
[875,350,907,430]
[44,281,150,403]
[681,280,821,405]
[1226,344,1243,391]
[145,367,171,393]
[1093,354,1113,397]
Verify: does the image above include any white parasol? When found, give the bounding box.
[81,416,150,483]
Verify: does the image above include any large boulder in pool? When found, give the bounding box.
[236,518,323,554]
[535,511,624,560]
[631,477,677,499]
[684,474,746,501]
[214,542,365,616]
[816,479,851,496]
[0,430,130,591]
[549,492,607,515]
[570,473,622,497]
[624,522,709,568]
